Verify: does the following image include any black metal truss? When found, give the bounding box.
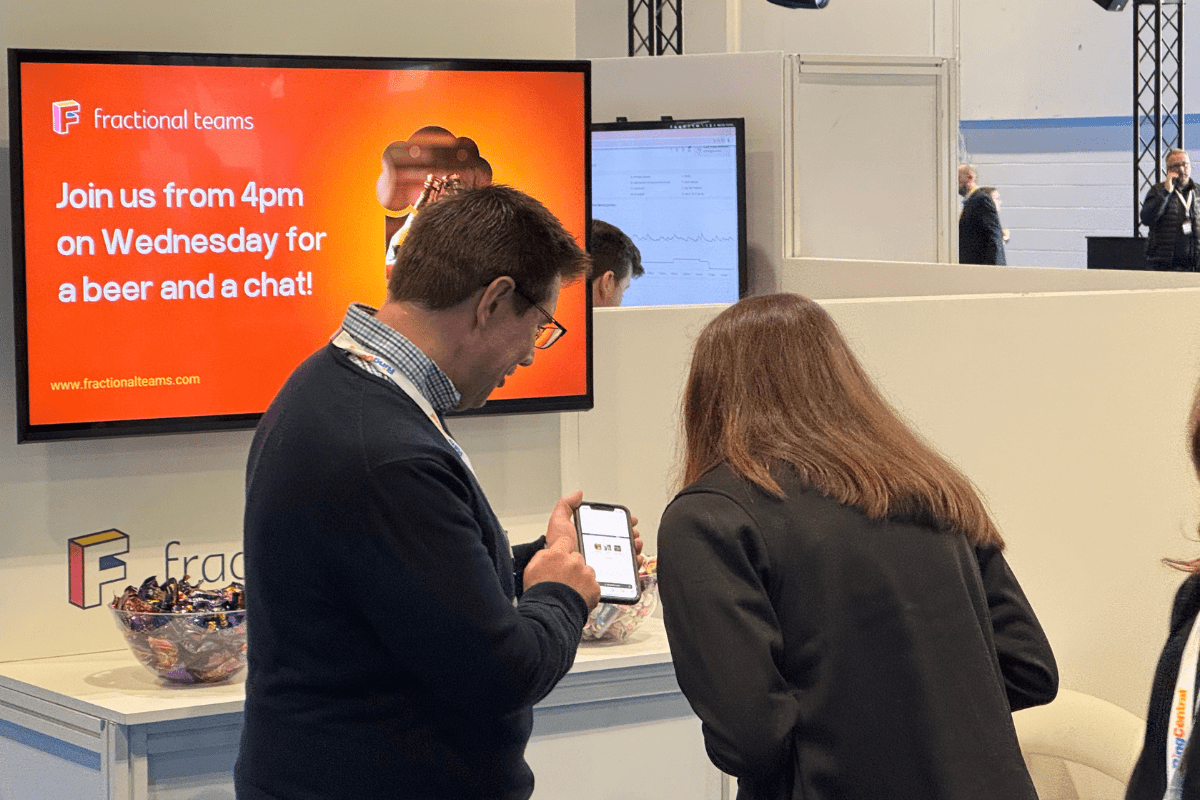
[1134,0,1184,233]
[629,0,683,56]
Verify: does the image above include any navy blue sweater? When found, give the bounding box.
[235,344,587,800]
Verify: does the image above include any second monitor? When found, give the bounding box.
[591,117,747,307]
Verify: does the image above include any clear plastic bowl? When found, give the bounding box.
[109,607,247,684]
[581,573,659,643]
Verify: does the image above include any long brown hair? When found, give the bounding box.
[1165,383,1200,572]
[680,294,1004,547]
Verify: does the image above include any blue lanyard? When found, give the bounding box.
[329,329,475,476]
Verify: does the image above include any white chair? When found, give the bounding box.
[1012,688,1146,800]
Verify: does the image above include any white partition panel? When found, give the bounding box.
[576,288,1200,719]
[779,256,1200,300]
[792,56,956,263]
[593,51,959,294]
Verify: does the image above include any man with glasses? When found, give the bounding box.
[238,185,602,800]
[1141,148,1200,272]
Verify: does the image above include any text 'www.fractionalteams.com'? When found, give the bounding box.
[50,375,201,391]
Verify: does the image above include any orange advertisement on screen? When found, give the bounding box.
[15,57,589,430]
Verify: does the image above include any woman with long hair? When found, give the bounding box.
[1125,387,1200,800]
[657,294,1058,800]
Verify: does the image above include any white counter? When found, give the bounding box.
[0,619,719,800]
[0,616,671,725]
[0,649,248,728]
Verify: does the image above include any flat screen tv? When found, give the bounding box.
[8,48,591,442]
[590,117,746,307]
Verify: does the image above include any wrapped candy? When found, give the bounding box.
[581,557,659,643]
[109,574,247,684]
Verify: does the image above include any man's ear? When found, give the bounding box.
[476,276,516,328]
[593,270,617,306]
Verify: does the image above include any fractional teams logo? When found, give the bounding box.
[52,100,81,135]
[68,529,129,609]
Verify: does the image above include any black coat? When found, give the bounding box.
[959,190,1007,266]
[1140,182,1200,269]
[658,464,1058,800]
[1126,573,1200,800]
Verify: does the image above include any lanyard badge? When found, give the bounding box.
[329,329,475,476]
[1166,613,1200,798]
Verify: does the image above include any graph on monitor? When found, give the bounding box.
[590,118,747,307]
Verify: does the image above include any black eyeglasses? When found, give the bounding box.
[513,286,567,349]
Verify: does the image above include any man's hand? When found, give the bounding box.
[1167,171,1178,192]
[525,491,601,609]
[545,490,582,551]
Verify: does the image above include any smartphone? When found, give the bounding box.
[575,502,641,605]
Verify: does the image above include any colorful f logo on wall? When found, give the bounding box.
[52,100,80,135]
[68,529,129,608]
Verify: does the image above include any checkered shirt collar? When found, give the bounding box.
[338,303,462,414]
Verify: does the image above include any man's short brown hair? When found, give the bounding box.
[589,219,643,283]
[388,184,589,310]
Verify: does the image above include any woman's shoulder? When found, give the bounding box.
[667,464,753,518]
[670,463,849,524]
[676,463,742,495]
[673,464,789,509]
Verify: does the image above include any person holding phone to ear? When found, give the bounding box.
[1141,148,1200,272]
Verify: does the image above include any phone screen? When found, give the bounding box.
[576,503,640,604]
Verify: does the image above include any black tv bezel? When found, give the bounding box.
[8,47,593,443]
[589,116,749,304]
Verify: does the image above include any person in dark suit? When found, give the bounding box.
[960,183,1008,265]
[657,293,1058,800]
[1126,384,1200,800]
[1140,148,1200,272]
